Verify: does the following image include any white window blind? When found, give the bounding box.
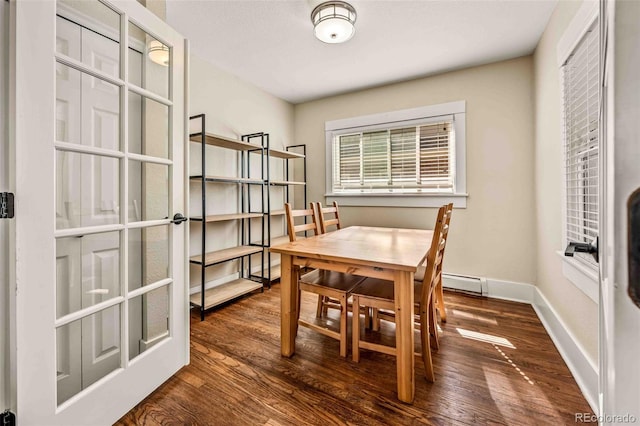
[332,121,454,193]
[562,19,599,267]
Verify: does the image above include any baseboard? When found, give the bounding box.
[531,288,599,415]
[455,275,598,414]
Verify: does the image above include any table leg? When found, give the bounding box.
[394,270,415,403]
[280,254,298,357]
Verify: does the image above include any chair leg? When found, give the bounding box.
[436,279,447,323]
[420,308,435,382]
[323,296,329,316]
[295,288,301,335]
[364,306,371,329]
[352,295,361,362]
[372,308,379,331]
[316,295,324,318]
[429,297,439,350]
[339,294,348,357]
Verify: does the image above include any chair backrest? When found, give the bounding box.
[439,202,453,270]
[316,201,341,234]
[284,203,319,242]
[420,205,448,305]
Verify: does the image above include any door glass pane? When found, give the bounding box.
[129,225,170,291]
[56,1,120,77]
[128,91,169,158]
[56,63,121,150]
[129,285,170,360]
[56,231,121,318]
[56,304,121,405]
[56,151,120,229]
[128,161,169,222]
[128,22,169,98]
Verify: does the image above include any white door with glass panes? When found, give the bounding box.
[11,1,188,424]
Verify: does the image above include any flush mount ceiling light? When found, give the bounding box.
[148,39,169,66]
[311,1,357,44]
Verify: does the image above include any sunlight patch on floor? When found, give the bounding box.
[456,327,515,349]
[493,345,535,385]
[451,309,498,325]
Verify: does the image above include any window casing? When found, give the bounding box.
[325,102,466,208]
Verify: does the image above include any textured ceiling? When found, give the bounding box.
[167,0,557,104]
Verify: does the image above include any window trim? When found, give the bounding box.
[557,0,600,297]
[325,101,467,208]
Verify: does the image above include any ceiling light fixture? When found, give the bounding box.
[148,39,169,67]
[311,1,357,44]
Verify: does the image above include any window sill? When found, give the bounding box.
[325,193,468,208]
[556,251,599,303]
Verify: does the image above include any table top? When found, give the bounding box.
[269,226,433,272]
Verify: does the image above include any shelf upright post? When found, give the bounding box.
[260,134,266,287]
[198,114,207,321]
[240,150,245,279]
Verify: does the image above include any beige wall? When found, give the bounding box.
[188,55,295,289]
[294,57,536,284]
[533,0,598,363]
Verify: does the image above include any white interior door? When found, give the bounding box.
[11,1,188,424]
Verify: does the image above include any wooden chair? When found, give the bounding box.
[284,203,364,357]
[371,203,453,332]
[351,205,449,382]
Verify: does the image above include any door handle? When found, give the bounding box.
[565,237,599,263]
[629,188,640,308]
[171,213,188,225]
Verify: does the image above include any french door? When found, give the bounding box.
[11,1,188,424]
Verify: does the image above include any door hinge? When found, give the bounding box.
[0,192,14,219]
[1,410,16,426]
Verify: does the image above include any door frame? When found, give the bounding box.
[0,0,13,415]
[600,0,640,420]
[8,0,190,423]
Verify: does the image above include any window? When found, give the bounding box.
[556,0,600,303]
[562,18,599,269]
[325,102,466,208]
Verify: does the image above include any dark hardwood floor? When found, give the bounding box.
[117,286,593,425]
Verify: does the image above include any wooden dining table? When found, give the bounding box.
[270,225,434,403]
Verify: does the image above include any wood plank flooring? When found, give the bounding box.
[117,286,593,425]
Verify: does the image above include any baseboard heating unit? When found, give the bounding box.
[442,273,487,296]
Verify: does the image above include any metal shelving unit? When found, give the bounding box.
[189,115,307,318]
[189,114,266,320]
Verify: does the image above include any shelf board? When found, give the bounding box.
[270,180,306,186]
[190,133,263,152]
[190,245,263,267]
[268,148,305,159]
[263,264,281,282]
[251,235,290,247]
[190,175,264,185]
[190,213,263,222]
[190,278,263,310]
[270,235,291,247]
